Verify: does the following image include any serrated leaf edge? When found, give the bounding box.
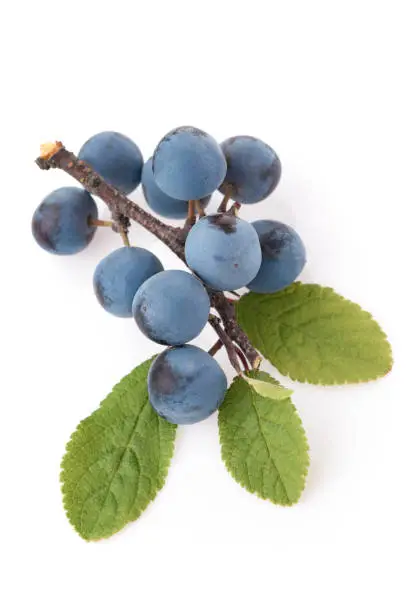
[219,377,310,507]
[60,364,177,541]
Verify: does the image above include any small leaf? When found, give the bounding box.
[236,283,393,384]
[61,358,176,541]
[219,372,309,505]
[242,374,293,399]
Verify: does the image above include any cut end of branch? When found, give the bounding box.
[39,141,63,160]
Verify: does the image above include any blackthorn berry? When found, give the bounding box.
[247,220,306,293]
[148,345,227,424]
[133,270,210,345]
[142,158,210,219]
[185,214,262,290]
[152,126,227,200]
[219,136,281,204]
[32,187,98,255]
[93,247,164,317]
[78,131,143,194]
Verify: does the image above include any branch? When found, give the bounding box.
[209,315,241,374]
[36,143,185,261]
[210,292,261,368]
[36,142,261,369]
[233,344,250,372]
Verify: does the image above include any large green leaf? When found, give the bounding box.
[61,358,177,541]
[236,283,393,384]
[219,372,309,505]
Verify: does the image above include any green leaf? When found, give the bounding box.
[219,372,309,505]
[236,283,393,384]
[61,357,177,541]
[242,374,293,400]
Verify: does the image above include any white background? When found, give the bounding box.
[1,1,405,610]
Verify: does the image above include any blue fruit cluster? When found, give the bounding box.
[247,220,306,293]
[148,345,227,424]
[32,187,98,255]
[152,126,227,200]
[142,158,210,219]
[79,131,143,194]
[93,247,164,317]
[185,214,262,290]
[133,270,210,345]
[219,136,281,203]
[34,126,308,427]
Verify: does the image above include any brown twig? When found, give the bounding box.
[209,315,241,374]
[36,145,185,261]
[234,344,250,372]
[36,143,261,369]
[210,291,261,368]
